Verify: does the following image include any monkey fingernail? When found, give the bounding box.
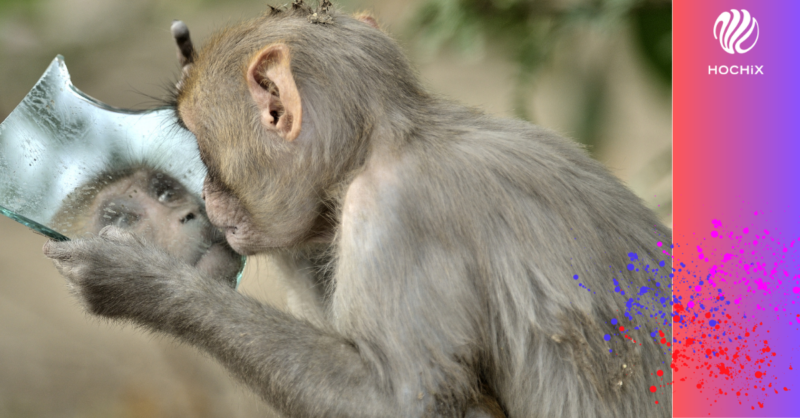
[171,20,190,40]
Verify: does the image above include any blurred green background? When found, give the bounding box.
[0,0,671,417]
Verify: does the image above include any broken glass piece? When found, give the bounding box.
[0,56,244,288]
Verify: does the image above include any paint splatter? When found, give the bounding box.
[673,217,799,412]
[571,236,672,406]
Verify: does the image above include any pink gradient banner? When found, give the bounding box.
[675,1,800,416]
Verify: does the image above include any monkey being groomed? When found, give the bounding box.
[43,2,673,417]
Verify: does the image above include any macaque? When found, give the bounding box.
[44,2,672,417]
[51,166,242,287]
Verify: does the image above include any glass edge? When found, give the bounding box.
[235,256,247,290]
[54,55,174,116]
[0,205,69,241]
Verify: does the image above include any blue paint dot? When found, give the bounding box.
[709,320,717,327]
[627,264,635,271]
[573,275,579,280]
[628,252,639,261]
[611,318,618,325]
[604,334,611,341]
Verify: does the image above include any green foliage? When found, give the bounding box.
[409,0,672,123]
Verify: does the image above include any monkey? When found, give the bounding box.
[43,2,672,417]
[50,165,243,287]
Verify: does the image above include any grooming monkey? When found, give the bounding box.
[44,2,672,417]
[50,165,243,287]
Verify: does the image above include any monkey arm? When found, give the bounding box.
[166,279,395,417]
[43,227,407,417]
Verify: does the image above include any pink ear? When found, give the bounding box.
[354,12,380,30]
[247,44,303,141]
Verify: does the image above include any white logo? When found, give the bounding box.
[714,9,759,54]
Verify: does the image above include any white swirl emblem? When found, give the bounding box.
[714,9,759,54]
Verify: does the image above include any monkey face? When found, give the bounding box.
[175,14,402,254]
[86,170,242,280]
[177,40,330,254]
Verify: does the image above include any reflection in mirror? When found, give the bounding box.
[0,56,244,287]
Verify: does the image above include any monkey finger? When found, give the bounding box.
[98,225,128,241]
[171,20,194,67]
[98,225,148,249]
[42,239,74,261]
[50,258,86,286]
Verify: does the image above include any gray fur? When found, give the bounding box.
[45,4,671,418]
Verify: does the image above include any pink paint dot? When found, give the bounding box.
[650,386,657,393]
[695,286,702,292]
[793,287,800,294]
[657,241,662,247]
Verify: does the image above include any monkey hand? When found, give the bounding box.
[43,226,195,325]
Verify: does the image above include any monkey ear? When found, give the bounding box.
[247,44,303,141]
[354,12,380,30]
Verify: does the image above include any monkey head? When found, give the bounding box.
[53,168,242,283]
[175,5,423,254]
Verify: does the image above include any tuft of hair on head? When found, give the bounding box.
[291,0,313,15]
[308,0,334,24]
[266,5,281,16]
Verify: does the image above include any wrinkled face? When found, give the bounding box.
[199,174,317,255]
[87,170,242,282]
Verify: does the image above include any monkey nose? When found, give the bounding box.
[180,212,196,224]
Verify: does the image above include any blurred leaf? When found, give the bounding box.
[631,2,672,86]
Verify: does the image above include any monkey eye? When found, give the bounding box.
[150,177,182,204]
[102,207,140,229]
[158,190,175,203]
